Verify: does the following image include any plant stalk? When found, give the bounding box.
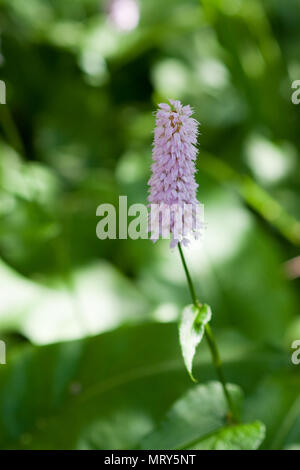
[178,243,238,422]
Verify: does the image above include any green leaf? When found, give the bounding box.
[0,324,284,449]
[141,381,265,450]
[0,259,150,344]
[0,323,185,450]
[179,304,211,381]
[189,421,265,450]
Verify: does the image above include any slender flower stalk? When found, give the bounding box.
[178,243,238,422]
[149,100,237,422]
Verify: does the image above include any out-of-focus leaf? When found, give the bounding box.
[0,259,150,344]
[0,259,40,331]
[141,381,265,450]
[244,372,300,450]
[0,324,287,449]
[0,323,190,449]
[188,421,265,450]
[179,303,211,382]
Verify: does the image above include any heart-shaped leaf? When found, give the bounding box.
[141,381,265,450]
[179,303,212,381]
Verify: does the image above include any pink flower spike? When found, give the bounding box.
[148,99,202,248]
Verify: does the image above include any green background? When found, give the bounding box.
[0,0,299,449]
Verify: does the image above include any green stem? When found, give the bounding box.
[178,243,238,423]
[178,243,197,305]
[204,322,237,422]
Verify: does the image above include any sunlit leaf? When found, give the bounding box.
[189,421,265,450]
[179,303,211,381]
[0,259,150,344]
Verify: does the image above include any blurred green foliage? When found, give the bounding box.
[0,0,300,450]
